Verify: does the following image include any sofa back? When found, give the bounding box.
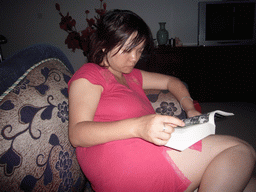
[0,58,89,191]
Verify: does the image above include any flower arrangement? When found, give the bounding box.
[55,0,107,56]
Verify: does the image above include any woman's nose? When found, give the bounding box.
[130,51,138,61]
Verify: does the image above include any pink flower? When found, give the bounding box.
[59,12,76,32]
[65,31,81,52]
[56,1,107,55]
[81,27,96,38]
[55,3,60,11]
[95,8,106,16]
[86,18,95,27]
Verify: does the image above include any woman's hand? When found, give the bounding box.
[136,114,185,146]
[186,109,202,118]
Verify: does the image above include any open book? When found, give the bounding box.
[165,110,234,151]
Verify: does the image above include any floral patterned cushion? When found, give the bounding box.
[0,58,92,191]
[144,89,187,120]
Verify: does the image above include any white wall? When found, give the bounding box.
[0,0,218,71]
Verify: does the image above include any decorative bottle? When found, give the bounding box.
[157,22,169,45]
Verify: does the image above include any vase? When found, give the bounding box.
[156,22,169,45]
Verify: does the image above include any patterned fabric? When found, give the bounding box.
[0,59,91,192]
[144,89,187,120]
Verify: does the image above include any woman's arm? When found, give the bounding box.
[68,78,136,147]
[141,70,201,117]
[68,78,185,148]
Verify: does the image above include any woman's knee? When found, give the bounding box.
[204,135,255,159]
[220,135,256,161]
[237,140,256,161]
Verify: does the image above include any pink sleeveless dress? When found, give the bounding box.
[68,63,201,192]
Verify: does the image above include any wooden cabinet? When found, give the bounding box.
[136,45,256,103]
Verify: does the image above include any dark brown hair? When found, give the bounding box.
[88,9,154,66]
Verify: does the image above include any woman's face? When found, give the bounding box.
[103,33,145,77]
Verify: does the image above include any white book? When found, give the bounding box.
[165,110,234,151]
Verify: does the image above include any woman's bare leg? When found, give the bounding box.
[167,135,256,192]
[244,177,256,192]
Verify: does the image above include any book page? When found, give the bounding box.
[165,110,234,151]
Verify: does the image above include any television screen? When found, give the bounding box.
[198,1,256,46]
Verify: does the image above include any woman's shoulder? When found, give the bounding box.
[69,63,108,87]
[73,63,106,77]
[130,68,141,76]
[78,63,102,71]
[126,68,143,86]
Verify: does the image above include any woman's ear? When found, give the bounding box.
[100,51,109,67]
